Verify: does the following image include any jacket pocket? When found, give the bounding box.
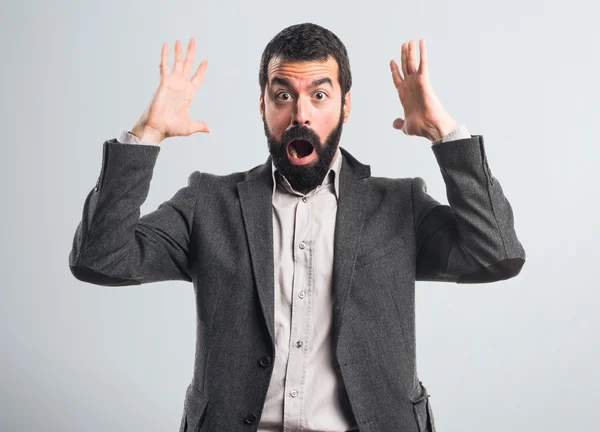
[355,234,406,269]
[410,381,436,432]
[181,383,209,432]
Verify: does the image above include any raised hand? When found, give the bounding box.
[131,38,210,144]
[389,39,458,142]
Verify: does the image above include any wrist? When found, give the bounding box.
[130,123,164,145]
[427,117,459,143]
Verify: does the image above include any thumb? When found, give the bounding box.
[190,120,210,134]
[392,117,405,131]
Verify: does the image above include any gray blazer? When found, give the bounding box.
[69,135,525,432]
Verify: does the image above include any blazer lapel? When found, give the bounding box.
[237,158,276,346]
[332,147,371,345]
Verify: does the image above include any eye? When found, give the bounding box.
[276,92,292,101]
[314,91,327,101]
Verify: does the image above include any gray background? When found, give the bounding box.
[1,0,598,430]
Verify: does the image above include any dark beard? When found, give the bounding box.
[263,108,344,193]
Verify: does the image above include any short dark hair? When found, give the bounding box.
[259,23,352,100]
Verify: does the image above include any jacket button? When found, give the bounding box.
[244,413,257,424]
[259,355,272,367]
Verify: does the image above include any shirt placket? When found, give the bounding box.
[282,193,314,432]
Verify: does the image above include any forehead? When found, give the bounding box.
[267,55,339,88]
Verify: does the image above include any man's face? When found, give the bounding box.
[260,55,351,193]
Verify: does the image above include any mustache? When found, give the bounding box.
[280,126,321,148]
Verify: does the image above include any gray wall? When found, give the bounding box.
[1,0,598,430]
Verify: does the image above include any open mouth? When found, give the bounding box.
[287,139,315,160]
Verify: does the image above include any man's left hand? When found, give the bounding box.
[390,39,458,142]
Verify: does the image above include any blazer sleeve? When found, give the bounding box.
[413,135,526,283]
[68,139,200,286]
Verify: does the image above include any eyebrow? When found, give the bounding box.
[270,76,333,89]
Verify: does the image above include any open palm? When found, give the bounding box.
[133,38,210,143]
[390,39,457,141]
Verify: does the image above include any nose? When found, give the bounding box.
[292,97,311,127]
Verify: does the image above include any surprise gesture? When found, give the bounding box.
[131,38,210,145]
[390,39,458,142]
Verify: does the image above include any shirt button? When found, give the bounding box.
[290,389,298,398]
[244,413,257,424]
[258,355,272,367]
[298,291,305,299]
[299,242,306,250]
[302,197,308,203]
[295,340,303,348]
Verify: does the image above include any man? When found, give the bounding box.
[69,23,525,432]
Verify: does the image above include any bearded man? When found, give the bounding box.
[69,22,525,432]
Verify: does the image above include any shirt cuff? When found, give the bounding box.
[117,130,160,146]
[432,125,471,145]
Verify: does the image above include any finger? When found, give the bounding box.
[401,42,409,78]
[393,117,405,131]
[190,58,208,90]
[418,38,428,75]
[183,37,195,77]
[173,40,183,74]
[160,42,170,76]
[390,60,403,88]
[408,40,418,74]
[190,120,210,134]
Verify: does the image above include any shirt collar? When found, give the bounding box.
[271,146,342,200]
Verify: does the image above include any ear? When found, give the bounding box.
[342,91,351,123]
[259,93,264,117]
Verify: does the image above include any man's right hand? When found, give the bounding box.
[131,38,210,145]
